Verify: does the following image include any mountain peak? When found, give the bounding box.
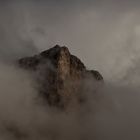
[18,45,103,109]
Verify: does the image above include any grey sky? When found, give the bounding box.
[0,0,140,83]
[0,1,140,139]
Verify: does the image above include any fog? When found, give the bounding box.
[1,0,140,83]
[0,0,140,139]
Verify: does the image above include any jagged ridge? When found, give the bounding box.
[18,45,103,108]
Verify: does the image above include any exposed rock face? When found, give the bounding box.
[18,45,103,108]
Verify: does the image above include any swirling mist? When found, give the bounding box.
[0,0,140,139]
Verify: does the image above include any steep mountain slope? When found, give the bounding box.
[18,45,103,109]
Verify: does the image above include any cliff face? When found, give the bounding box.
[18,45,103,108]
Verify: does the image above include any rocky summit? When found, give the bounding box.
[18,45,103,109]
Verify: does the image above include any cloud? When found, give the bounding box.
[0,62,139,140]
[0,1,140,139]
[1,0,140,83]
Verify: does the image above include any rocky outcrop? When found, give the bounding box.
[18,45,103,108]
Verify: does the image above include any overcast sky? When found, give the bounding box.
[1,0,140,84]
[1,1,140,139]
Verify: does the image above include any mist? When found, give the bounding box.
[0,0,140,140]
[1,0,140,82]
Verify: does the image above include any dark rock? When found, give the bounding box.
[18,45,103,109]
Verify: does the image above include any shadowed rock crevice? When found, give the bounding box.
[18,45,103,108]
